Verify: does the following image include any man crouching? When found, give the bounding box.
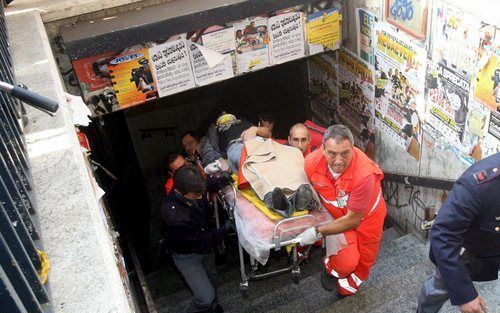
[296,125,387,297]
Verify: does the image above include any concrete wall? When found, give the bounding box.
[341,0,499,238]
[5,8,137,313]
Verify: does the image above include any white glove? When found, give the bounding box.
[296,227,321,246]
[204,160,222,174]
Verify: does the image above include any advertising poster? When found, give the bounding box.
[305,9,341,51]
[268,12,305,65]
[356,8,377,66]
[374,24,427,160]
[200,26,237,72]
[233,17,270,73]
[72,52,119,115]
[461,101,499,163]
[385,0,428,40]
[308,51,339,127]
[149,39,196,97]
[483,111,500,158]
[188,27,235,86]
[432,1,482,76]
[474,54,500,112]
[424,61,471,147]
[109,49,158,108]
[338,48,376,156]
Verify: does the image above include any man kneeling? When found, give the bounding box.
[297,125,387,297]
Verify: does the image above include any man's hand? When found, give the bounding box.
[218,171,234,186]
[459,295,487,313]
[241,126,258,141]
[296,227,320,246]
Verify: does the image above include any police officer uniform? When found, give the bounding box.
[417,152,500,313]
[161,192,229,313]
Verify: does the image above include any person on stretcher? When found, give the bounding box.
[236,129,321,218]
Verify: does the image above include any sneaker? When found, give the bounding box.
[320,267,338,292]
[272,187,293,217]
[292,184,314,211]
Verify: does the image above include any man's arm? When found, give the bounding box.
[318,209,364,235]
[241,126,271,140]
[319,174,375,235]
[430,180,481,307]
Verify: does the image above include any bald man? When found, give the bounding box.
[288,123,313,156]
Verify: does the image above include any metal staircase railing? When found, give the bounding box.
[0,2,54,312]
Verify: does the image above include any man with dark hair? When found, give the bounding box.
[257,112,275,134]
[181,131,202,165]
[163,151,232,195]
[161,165,234,313]
[297,125,387,297]
[163,152,189,195]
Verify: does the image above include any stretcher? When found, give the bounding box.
[212,120,338,297]
[215,182,333,297]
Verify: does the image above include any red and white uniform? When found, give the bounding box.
[305,147,387,296]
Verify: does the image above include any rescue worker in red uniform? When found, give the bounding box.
[297,124,387,297]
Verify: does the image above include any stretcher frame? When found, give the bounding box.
[214,184,319,298]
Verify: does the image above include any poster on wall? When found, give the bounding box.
[149,39,196,97]
[483,111,500,157]
[385,0,428,40]
[305,8,341,54]
[474,54,500,112]
[200,26,237,72]
[308,51,339,127]
[268,12,306,65]
[356,8,377,65]
[432,1,482,76]
[188,27,235,86]
[109,49,159,108]
[374,23,427,160]
[461,101,499,163]
[338,48,376,156]
[72,52,119,115]
[424,61,471,147]
[233,17,270,73]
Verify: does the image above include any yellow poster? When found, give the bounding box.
[305,9,340,50]
[108,49,159,108]
[474,54,500,112]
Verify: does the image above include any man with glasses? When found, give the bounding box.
[296,125,387,297]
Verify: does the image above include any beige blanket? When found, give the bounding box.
[242,138,310,200]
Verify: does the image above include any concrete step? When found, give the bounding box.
[153,227,404,312]
[318,262,436,313]
[265,234,430,313]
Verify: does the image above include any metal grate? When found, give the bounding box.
[0,2,52,312]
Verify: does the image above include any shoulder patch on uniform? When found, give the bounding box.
[473,170,488,183]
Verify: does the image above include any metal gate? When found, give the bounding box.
[0,1,52,312]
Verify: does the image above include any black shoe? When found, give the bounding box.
[320,267,338,292]
[272,187,293,217]
[293,184,314,211]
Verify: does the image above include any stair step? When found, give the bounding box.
[265,234,430,313]
[320,262,435,313]
[153,227,410,313]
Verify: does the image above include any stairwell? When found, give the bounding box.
[147,227,500,313]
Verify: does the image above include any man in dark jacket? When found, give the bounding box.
[161,165,234,313]
[417,152,500,313]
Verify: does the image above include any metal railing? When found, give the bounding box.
[0,2,53,312]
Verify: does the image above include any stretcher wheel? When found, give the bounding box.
[291,271,301,285]
[239,282,249,298]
